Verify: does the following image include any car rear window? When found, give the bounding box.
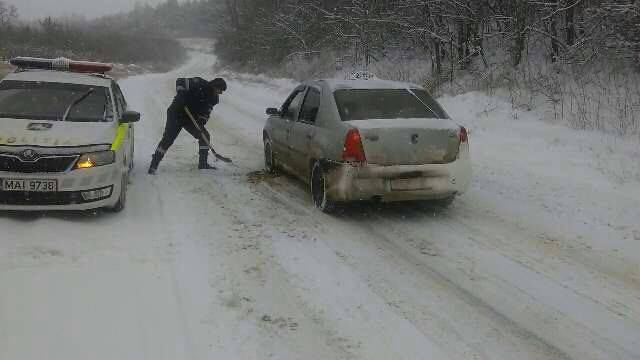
[334,88,448,121]
[0,80,113,122]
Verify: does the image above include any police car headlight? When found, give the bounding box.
[74,151,115,169]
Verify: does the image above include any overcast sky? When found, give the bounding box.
[6,0,172,20]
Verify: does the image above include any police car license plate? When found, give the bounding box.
[2,179,57,192]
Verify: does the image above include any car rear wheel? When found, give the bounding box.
[311,161,336,213]
[418,195,455,210]
[433,195,456,208]
[108,173,128,213]
[264,138,277,174]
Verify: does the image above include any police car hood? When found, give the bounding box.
[0,118,116,147]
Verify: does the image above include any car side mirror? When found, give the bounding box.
[266,107,280,116]
[121,110,140,123]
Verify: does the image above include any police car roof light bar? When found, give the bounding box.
[9,57,113,74]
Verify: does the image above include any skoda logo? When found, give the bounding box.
[20,149,40,161]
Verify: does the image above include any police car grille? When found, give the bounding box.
[0,155,78,173]
[0,191,80,206]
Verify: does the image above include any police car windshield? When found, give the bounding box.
[334,89,448,121]
[0,80,113,122]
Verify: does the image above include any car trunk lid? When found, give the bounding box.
[346,118,460,165]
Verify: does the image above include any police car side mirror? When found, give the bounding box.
[266,108,280,116]
[121,110,140,123]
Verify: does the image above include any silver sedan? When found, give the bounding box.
[263,79,471,212]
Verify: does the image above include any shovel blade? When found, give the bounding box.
[215,153,232,163]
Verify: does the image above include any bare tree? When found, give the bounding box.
[0,1,18,27]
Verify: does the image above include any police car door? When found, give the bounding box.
[111,82,132,170]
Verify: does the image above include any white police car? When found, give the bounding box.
[0,57,140,212]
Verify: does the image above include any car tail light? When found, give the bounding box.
[342,128,367,163]
[459,126,468,143]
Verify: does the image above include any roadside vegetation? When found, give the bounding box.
[1,0,638,137]
[209,0,640,137]
[0,0,192,75]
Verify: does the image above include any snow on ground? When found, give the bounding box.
[0,50,638,360]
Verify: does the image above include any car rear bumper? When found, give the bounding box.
[0,163,123,211]
[325,151,471,203]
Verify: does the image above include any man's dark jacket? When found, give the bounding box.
[168,77,219,124]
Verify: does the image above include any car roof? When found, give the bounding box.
[2,70,113,87]
[316,79,424,92]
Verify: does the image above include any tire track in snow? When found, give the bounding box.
[247,177,571,360]
[357,208,638,360]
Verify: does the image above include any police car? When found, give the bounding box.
[0,57,140,212]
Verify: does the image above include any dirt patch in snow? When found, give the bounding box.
[246,170,281,184]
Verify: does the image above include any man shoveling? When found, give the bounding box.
[148,77,228,175]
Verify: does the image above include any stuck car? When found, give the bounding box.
[263,77,471,212]
[0,57,140,212]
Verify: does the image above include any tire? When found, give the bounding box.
[129,139,135,172]
[310,161,337,213]
[264,138,277,174]
[429,195,456,208]
[108,173,128,213]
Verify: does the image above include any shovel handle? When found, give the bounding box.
[184,107,233,164]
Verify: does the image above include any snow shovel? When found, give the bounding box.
[184,106,232,163]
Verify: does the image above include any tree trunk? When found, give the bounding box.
[457,20,465,68]
[566,2,576,46]
[226,0,240,32]
[550,15,559,62]
[512,0,528,67]
[433,39,442,83]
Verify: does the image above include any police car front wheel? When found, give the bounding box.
[108,174,128,213]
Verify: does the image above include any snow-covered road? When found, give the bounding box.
[1,51,638,360]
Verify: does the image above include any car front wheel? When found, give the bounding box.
[129,139,135,172]
[264,138,277,174]
[418,195,456,210]
[311,161,336,213]
[108,173,128,213]
[433,195,456,208]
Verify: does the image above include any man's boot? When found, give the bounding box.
[148,149,165,175]
[198,148,216,170]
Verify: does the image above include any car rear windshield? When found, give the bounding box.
[334,88,448,121]
[0,80,113,122]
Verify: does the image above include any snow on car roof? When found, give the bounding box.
[320,79,424,91]
[2,70,112,87]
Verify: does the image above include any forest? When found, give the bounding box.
[1,0,639,134]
